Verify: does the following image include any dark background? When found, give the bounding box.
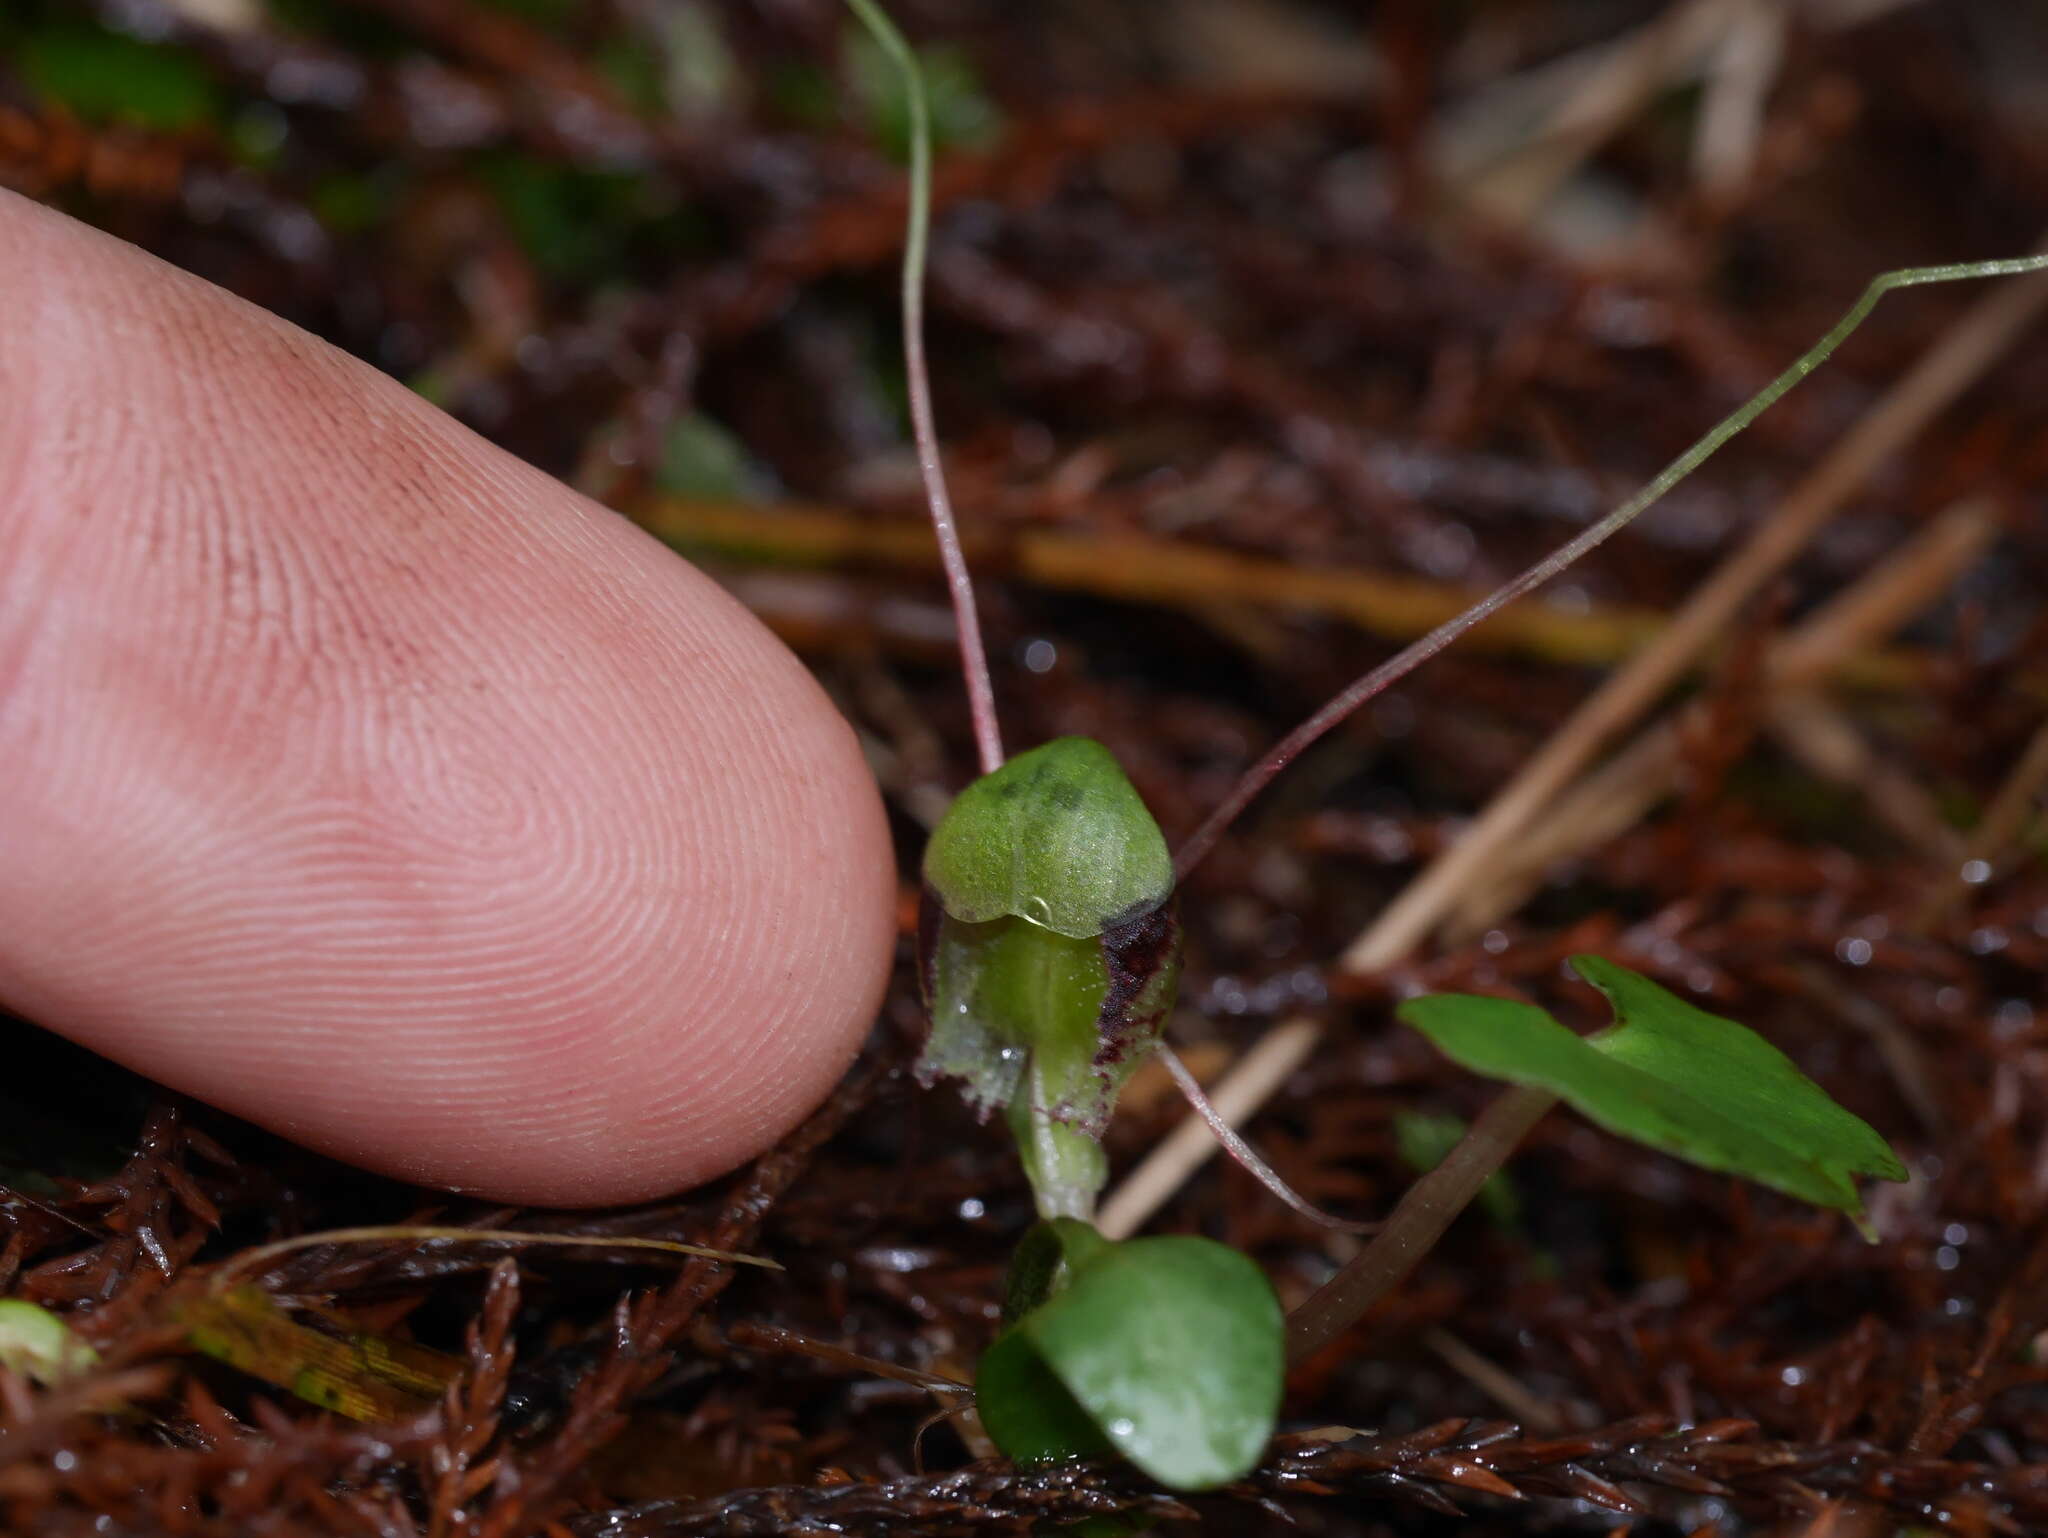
[4,3,2048,1534]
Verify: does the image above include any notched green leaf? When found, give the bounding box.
[1398,956,1907,1230]
[977,1232,1283,1491]
[1573,955,1907,1184]
[922,738,1173,939]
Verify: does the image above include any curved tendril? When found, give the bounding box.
[844,0,1004,776]
[1173,254,2048,880]
[1155,1043,1375,1233]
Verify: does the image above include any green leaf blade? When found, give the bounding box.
[1572,956,1907,1189]
[978,1233,1282,1491]
[1397,958,1906,1223]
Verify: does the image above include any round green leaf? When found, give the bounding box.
[923,738,1173,939]
[977,1234,1283,1491]
[975,1327,1117,1467]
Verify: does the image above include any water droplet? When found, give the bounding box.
[1212,977,1250,1016]
[1961,858,1993,885]
[1411,520,1476,579]
[1107,1417,1136,1439]
[1835,936,1872,966]
[1936,1245,1961,1272]
[1545,583,1592,615]
[1021,895,1053,927]
[1943,1223,1969,1246]
[958,1198,986,1221]
[1021,639,1058,673]
[1779,1365,1806,1387]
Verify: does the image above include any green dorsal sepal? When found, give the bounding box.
[922,738,1174,939]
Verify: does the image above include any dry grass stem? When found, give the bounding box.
[1766,694,1962,861]
[1438,0,1747,225]
[1786,962,1946,1136]
[1912,714,2048,928]
[653,503,1674,671]
[1422,1326,1566,1433]
[649,500,2024,696]
[1345,270,2047,977]
[1100,258,2048,1237]
[1447,498,1996,936]
[1691,0,1785,195]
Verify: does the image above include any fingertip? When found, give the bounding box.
[0,191,898,1204]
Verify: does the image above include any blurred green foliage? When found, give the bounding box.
[473,151,705,282]
[11,22,220,132]
[1393,1110,1523,1229]
[844,22,1002,158]
[656,413,771,502]
[474,0,579,31]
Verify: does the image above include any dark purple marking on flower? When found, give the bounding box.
[912,886,947,1094]
[1092,899,1183,1079]
[916,887,944,1006]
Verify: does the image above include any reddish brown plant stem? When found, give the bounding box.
[848,0,1006,775]
[1284,1085,1555,1366]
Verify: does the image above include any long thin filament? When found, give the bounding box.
[844,0,1005,775]
[1174,255,2048,878]
[1156,1043,1374,1233]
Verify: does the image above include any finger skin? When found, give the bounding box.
[0,189,897,1205]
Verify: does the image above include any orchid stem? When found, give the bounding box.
[845,0,1005,776]
[1284,1085,1554,1365]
